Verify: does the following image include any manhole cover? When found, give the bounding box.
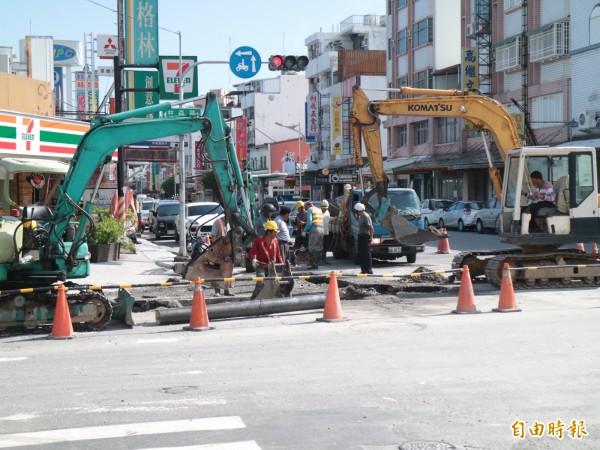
[349,321,425,334]
[400,441,456,450]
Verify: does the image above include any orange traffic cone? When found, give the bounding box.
[577,243,585,252]
[492,263,521,313]
[436,228,450,254]
[317,272,347,322]
[452,265,481,314]
[592,243,598,255]
[183,277,214,331]
[48,285,74,339]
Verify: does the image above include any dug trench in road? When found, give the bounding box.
[121,266,454,311]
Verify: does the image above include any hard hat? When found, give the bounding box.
[296,201,305,209]
[320,200,329,208]
[263,220,279,231]
[305,200,313,207]
[261,203,277,213]
[353,203,366,212]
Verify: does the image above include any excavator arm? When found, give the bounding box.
[40,103,210,277]
[352,85,522,205]
[351,85,521,243]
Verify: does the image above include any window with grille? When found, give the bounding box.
[496,36,521,71]
[529,22,569,62]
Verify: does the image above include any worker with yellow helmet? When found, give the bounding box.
[290,200,307,266]
[248,220,283,299]
[302,199,324,269]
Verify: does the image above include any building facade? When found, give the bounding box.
[303,14,388,201]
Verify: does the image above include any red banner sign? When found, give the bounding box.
[235,117,247,169]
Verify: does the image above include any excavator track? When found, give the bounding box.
[451,249,522,281]
[451,248,600,289]
[0,287,112,334]
[484,251,600,289]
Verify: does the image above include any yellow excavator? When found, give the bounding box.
[352,85,600,288]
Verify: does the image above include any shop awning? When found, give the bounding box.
[361,156,426,175]
[0,157,70,178]
[555,138,600,148]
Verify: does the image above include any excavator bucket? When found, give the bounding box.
[184,236,235,289]
[386,213,447,246]
[253,261,294,300]
[110,288,135,327]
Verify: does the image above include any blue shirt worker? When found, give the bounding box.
[354,202,374,275]
[302,200,324,270]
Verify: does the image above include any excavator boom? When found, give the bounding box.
[351,85,522,207]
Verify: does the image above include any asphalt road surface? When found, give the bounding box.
[0,230,597,449]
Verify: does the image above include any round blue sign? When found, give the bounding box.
[229,46,262,79]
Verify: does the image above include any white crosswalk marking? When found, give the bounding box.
[0,417,246,448]
[141,441,261,450]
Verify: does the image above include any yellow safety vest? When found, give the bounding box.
[310,206,323,226]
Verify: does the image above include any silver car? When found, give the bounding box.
[438,200,485,231]
[473,197,501,233]
[420,198,453,227]
[174,202,224,242]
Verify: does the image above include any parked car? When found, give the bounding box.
[438,200,485,231]
[473,196,501,233]
[420,198,453,227]
[148,200,180,240]
[189,214,226,250]
[174,201,224,242]
[139,198,157,232]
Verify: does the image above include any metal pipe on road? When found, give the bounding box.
[155,295,326,325]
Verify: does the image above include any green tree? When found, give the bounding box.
[201,171,222,203]
[161,176,175,198]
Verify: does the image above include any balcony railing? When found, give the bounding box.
[340,15,385,33]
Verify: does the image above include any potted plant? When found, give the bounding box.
[88,208,126,263]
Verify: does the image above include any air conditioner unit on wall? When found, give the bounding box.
[466,23,475,37]
[578,110,598,129]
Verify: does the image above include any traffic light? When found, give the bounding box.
[268,55,309,72]
[268,55,285,71]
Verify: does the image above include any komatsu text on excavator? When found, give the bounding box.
[352,85,600,288]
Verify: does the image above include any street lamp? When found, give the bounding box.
[275,122,305,199]
[173,32,231,258]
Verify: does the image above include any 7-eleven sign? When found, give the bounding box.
[158,55,198,100]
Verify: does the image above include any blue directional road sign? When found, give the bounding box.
[229,46,262,79]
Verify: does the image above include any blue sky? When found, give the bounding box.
[1,0,385,95]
